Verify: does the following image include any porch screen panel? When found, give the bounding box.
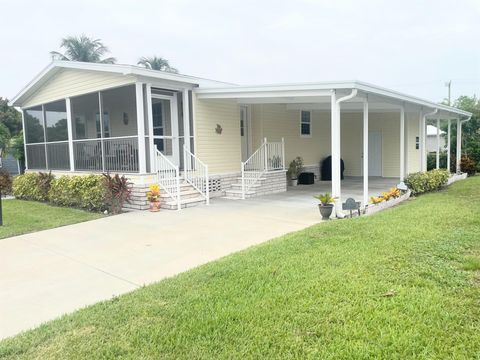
[44,100,70,170]
[24,106,46,169]
[71,93,102,171]
[101,85,137,137]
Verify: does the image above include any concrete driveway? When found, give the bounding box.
[0,194,321,340]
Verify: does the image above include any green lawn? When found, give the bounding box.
[1,178,479,359]
[0,199,102,239]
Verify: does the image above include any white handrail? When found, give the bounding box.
[155,149,181,210]
[241,137,285,199]
[183,145,209,205]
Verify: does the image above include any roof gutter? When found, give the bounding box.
[336,89,358,104]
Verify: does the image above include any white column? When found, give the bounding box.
[400,105,405,181]
[447,119,451,172]
[422,116,427,171]
[21,110,28,170]
[436,118,440,169]
[135,82,146,174]
[182,89,191,153]
[456,118,461,173]
[146,84,155,173]
[66,98,75,171]
[331,91,340,199]
[363,98,369,207]
[418,111,424,171]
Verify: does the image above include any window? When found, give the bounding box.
[300,110,311,136]
[96,112,110,138]
[416,136,419,150]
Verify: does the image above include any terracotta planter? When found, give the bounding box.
[149,201,161,212]
[318,204,334,220]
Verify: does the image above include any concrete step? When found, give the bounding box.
[230,182,262,190]
[161,196,207,210]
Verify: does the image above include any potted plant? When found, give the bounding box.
[147,184,161,212]
[314,192,335,220]
[287,156,304,186]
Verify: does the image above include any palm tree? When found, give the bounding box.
[50,35,116,64]
[137,56,178,73]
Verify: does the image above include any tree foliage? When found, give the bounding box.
[50,35,116,64]
[442,96,480,168]
[0,97,22,135]
[137,56,178,73]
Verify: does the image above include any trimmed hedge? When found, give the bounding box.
[48,175,107,212]
[13,172,130,213]
[12,172,53,201]
[405,169,449,196]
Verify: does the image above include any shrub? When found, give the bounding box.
[12,172,53,201]
[450,155,478,176]
[103,173,132,214]
[287,157,304,180]
[405,169,449,196]
[0,170,13,195]
[48,175,107,211]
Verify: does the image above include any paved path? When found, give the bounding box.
[0,194,321,340]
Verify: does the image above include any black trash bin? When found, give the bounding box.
[321,156,345,180]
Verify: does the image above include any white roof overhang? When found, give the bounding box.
[195,80,472,118]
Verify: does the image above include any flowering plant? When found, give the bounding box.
[147,184,161,202]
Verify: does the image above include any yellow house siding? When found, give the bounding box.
[406,112,421,174]
[252,104,331,167]
[194,97,241,173]
[23,69,136,108]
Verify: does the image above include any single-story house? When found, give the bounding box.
[10,61,471,212]
[426,124,447,153]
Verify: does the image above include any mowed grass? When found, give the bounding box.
[0,199,102,239]
[1,178,480,359]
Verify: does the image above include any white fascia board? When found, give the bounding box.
[196,89,333,99]
[9,62,57,106]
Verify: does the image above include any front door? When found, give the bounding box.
[368,131,382,176]
[240,106,250,161]
[151,95,179,165]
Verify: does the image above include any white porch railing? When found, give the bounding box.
[183,144,210,205]
[241,137,285,199]
[155,149,181,210]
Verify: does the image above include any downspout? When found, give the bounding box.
[333,89,358,218]
[422,108,438,171]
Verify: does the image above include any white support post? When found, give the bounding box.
[456,118,461,173]
[205,164,210,205]
[182,89,191,153]
[418,111,423,171]
[363,98,369,208]
[447,119,451,173]
[66,98,74,171]
[281,137,285,170]
[331,91,340,200]
[400,104,405,181]
[422,116,427,171]
[21,110,28,171]
[263,137,268,171]
[146,84,155,173]
[436,118,440,169]
[135,83,146,174]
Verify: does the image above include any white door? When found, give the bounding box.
[368,131,382,176]
[240,106,250,162]
[151,95,179,165]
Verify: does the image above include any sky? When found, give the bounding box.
[1,0,479,104]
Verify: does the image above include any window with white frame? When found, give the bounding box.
[300,110,311,136]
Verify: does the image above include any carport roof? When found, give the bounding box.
[195,80,472,118]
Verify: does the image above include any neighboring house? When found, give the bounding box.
[10,61,471,210]
[0,154,20,175]
[426,124,446,153]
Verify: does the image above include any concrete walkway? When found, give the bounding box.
[0,195,320,340]
[0,177,395,339]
